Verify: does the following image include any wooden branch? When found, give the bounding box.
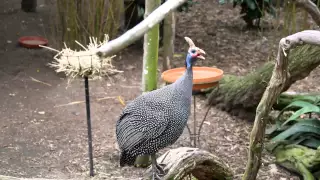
[144,147,233,180]
[96,0,187,58]
[295,0,320,26]
[279,30,320,51]
[242,30,320,180]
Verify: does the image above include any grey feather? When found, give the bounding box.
[116,60,194,166]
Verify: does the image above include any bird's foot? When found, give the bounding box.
[155,163,166,176]
[151,171,162,180]
[151,164,166,180]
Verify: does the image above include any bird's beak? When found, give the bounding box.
[197,48,206,60]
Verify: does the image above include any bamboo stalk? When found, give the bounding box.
[136,0,162,167]
[142,0,161,92]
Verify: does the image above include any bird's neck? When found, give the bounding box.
[174,64,193,98]
[185,65,193,80]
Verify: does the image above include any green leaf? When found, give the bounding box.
[288,132,304,141]
[293,95,320,104]
[271,119,320,142]
[282,105,320,127]
[282,100,317,112]
[219,0,226,4]
[289,133,319,145]
[245,0,256,10]
[300,137,320,149]
[277,100,320,123]
[137,6,145,18]
[266,124,290,137]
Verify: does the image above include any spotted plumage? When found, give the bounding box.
[115,37,205,179]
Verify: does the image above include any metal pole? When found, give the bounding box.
[197,85,219,146]
[84,76,94,177]
[193,95,197,147]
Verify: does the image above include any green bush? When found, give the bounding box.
[219,0,276,27]
[265,95,320,179]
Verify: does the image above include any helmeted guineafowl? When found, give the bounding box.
[116,37,205,180]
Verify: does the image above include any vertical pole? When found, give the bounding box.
[136,0,161,167]
[193,95,197,147]
[84,76,94,177]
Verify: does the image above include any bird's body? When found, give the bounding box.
[115,37,205,179]
[116,68,193,166]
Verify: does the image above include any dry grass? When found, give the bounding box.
[41,34,122,81]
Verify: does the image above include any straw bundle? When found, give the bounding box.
[42,34,122,81]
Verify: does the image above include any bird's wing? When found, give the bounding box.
[116,86,174,151]
[116,115,144,151]
[116,98,171,151]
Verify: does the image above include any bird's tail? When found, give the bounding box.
[120,151,136,167]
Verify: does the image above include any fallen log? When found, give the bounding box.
[144,147,233,180]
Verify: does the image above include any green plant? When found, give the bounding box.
[52,0,123,49]
[177,0,198,12]
[219,0,276,27]
[265,95,320,179]
[266,96,320,151]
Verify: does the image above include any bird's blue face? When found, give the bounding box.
[185,48,205,68]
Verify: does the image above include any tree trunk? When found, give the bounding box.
[136,0,161,168]
[21,0,37,12]
[206,44,320,119]
[242,34,290,180]
[242,30,320,180]
[144,147,233,180]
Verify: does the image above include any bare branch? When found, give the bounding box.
[243,30,320,180]
[279,30,320,51]
[295,0,320,26]
[96,0,187,58]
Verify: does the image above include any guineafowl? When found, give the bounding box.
[116,37,205,180]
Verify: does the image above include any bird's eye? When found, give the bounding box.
[191,49,196,53]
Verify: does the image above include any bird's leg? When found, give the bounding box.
[151,154,165,179]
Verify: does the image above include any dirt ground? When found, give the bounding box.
[1,0,319,179]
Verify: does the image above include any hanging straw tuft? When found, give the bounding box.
[42,34,122,81]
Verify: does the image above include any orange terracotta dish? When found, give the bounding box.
[161,66,224,91]
[19,36,48,49]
